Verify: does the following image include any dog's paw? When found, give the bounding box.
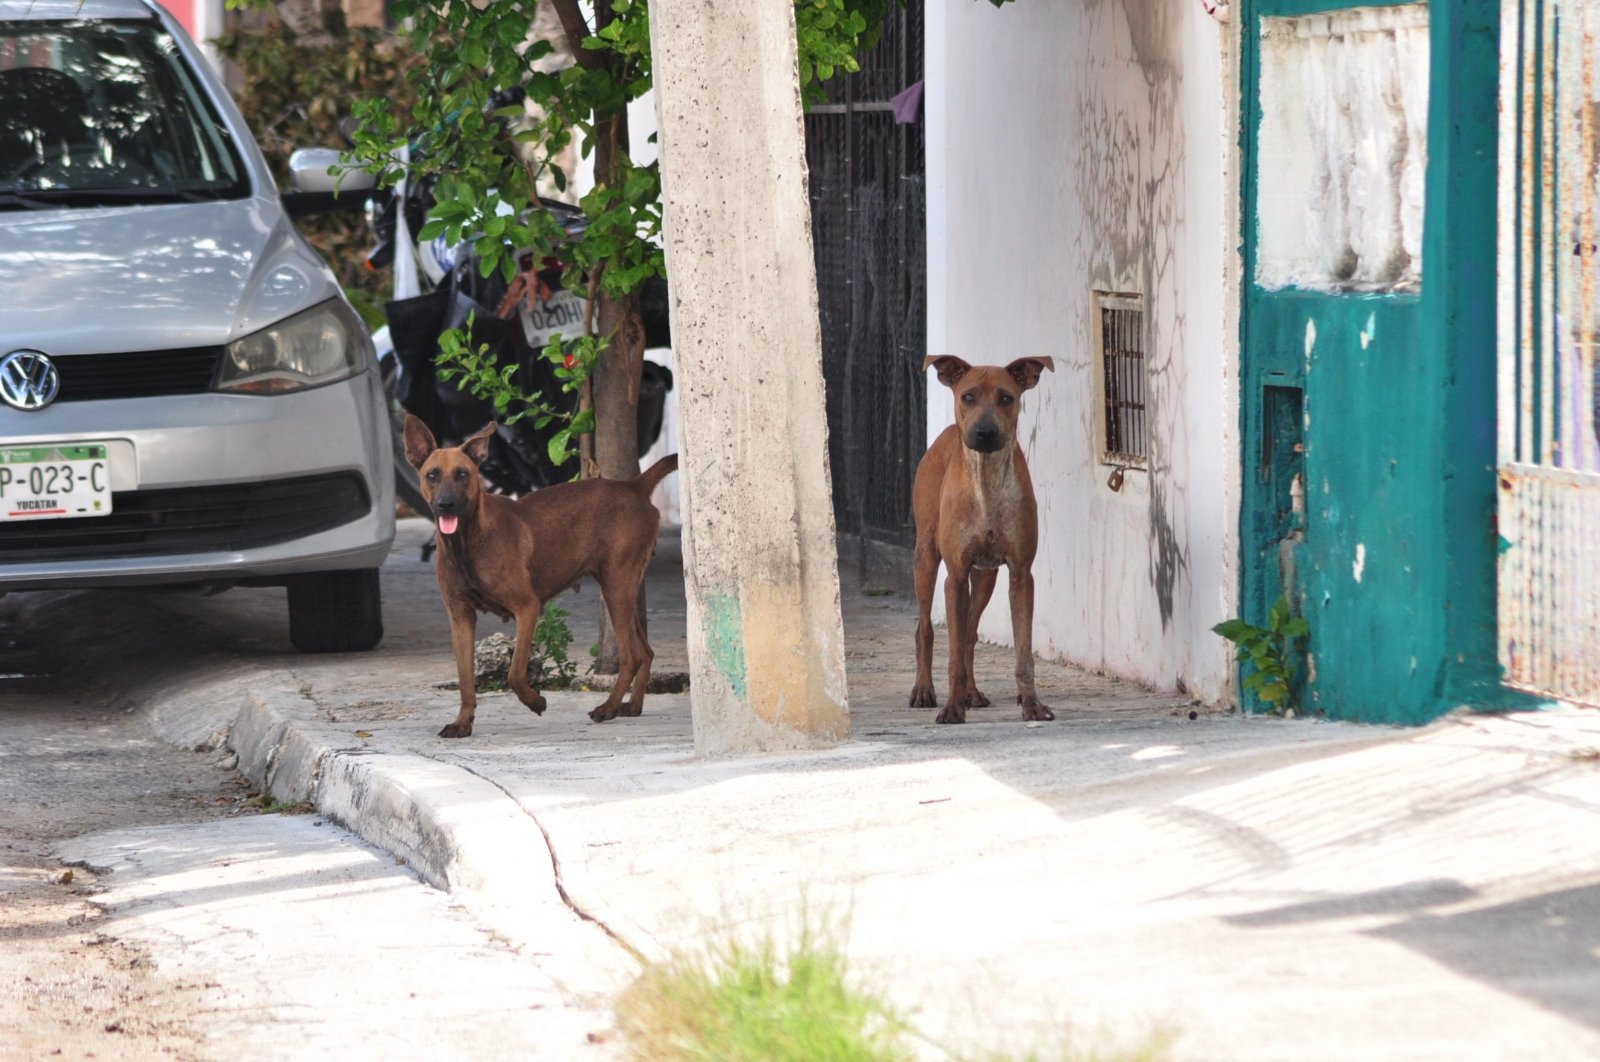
[1019,695,1054,722]
[438,721,473,739]
[620,701,644,718]
[909,684,938,708]
[965,688,992,709]
[935,703,968,724]
[521,693,547,715]
[589,702,619,723]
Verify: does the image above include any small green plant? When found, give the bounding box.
[533,602,580,689]
[249,794,314,814]
[1212,595,1310,713]
[616,918,910,1062]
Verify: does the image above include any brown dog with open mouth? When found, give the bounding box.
[403,415,678,737]
[909,355,1054,723]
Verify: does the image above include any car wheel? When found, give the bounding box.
[287,568,384,653]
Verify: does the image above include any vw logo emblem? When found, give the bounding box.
[0,350,60,411]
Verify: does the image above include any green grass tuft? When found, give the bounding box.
[615,911,1175,1062]
[617,920,910,1062]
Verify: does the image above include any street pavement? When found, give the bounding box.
[29,518,1600,1059]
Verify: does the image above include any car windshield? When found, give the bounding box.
[0,19,249,206]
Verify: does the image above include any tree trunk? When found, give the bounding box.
[590,283,646,673]
[585,42,646,674]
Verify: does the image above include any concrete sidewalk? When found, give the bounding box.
[119,519,1600,1058]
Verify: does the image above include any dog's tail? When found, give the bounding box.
[636,453,679,495]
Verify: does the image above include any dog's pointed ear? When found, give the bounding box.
[923,355,973,388]
[462,421,497,466]
[1006,357,1055,392]
[403,414,437,470]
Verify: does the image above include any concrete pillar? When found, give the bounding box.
[647,0,851,754]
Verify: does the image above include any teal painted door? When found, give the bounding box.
[1240,0,1504,723]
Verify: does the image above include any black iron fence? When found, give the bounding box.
[805,1,927,590]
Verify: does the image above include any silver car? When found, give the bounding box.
[0,0,394,651]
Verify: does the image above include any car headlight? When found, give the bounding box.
[216,299,372,395]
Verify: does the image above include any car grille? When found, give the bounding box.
[53,347,224,401]
[0,473,371,563]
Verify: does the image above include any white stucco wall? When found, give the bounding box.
[925,0,1237,702]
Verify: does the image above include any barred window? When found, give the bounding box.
[1095,293,1147,467]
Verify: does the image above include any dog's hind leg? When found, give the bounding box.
[963,568,998,708]
[619,613,653,717]
[590,566,644,722]
[507,600,548,716]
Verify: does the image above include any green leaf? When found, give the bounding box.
[1212,619,1255,643]
[495,17,526,46]
[548,428,573,466]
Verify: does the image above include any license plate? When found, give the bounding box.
[518,289,587,349]
[0,443,113,521]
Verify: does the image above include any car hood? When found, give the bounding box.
[0,196,342,356]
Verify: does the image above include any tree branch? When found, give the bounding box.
[547,0,601,68]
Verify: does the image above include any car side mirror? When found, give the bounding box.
[283,148,377,218]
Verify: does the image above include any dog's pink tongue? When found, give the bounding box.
[438,514,459,536]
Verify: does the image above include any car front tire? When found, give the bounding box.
[287,568,384,653]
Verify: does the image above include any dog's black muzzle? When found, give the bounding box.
[965,418,1006,453]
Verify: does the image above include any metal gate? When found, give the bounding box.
[1498,0,1600,706]
[805,1,926,589]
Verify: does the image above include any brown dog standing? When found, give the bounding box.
[403,415,678,737]
[909,355,1054,723]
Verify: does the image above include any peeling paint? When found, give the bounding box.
[1352,542,1366,583]
[700,592,748,701]
[1255,5,1429,293]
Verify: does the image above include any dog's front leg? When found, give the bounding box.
[1009,567,1052,721]
[909,544,940,708]
[507,601,548,716]
[441,605,479,738]
[938,565,974,724]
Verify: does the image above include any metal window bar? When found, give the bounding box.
[1098,296,1147,466]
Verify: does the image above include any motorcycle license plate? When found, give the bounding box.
[0,443,113,521]
[518,289,587,349]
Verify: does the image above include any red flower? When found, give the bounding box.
[564,352,576,369]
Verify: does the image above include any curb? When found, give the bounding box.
[144,683,641,995]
